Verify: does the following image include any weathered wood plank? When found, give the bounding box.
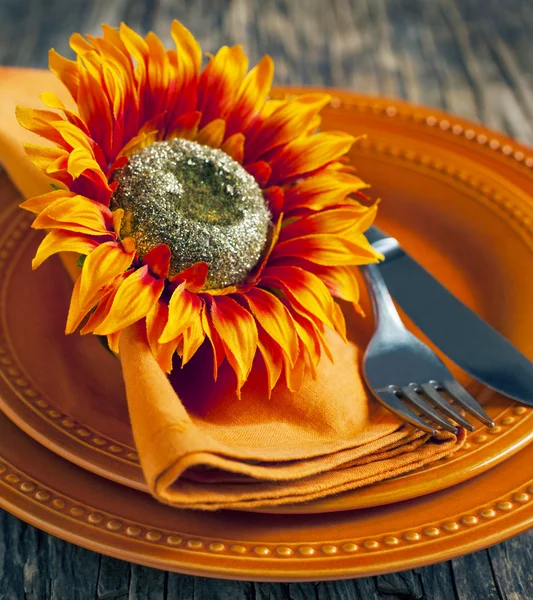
[375,570,424,599]
[128,564,167,600]
[166,573,196,600]
[96,555,130,600]
[316,580,357,600]
[193,577,255,600]
[487,529,533,600]
[287,582,319,600]
[417,562,458,600]
[451,551,501,600]
[46,534,100,600]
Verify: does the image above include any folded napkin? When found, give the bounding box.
[0,66,465,510]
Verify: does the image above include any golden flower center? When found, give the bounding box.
[111,139,272,289]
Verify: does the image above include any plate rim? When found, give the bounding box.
[1,408,533,581]
[2,87,533,513]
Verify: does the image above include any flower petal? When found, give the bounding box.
[40,91,89,133]
[244,287,299,367]
[170,19,202,79]
[257,328,284,396]
[282,337,307,393]
[66,271,125,335]
[20,189,75,214]
[181,312,207,367]
[271,234,380,266]
[107,331,122,354]
[79,241,135,309]
[169,262,208,292]
[201,307,225,380]
[146,300,179,373]
[159,283,203,344]
[245,161,272,187]
[209,295,258,392]
[268,131,357,185]
[49,49,80,99]
[225,55,274,137]
[279,206,377,242]
[167,110,202,141]
[143,243,171,279]
[263,186,284,218]
[94,266,164,335]
[22,144,69,176]
[221,133,245,163]
[32,196,113,236]
[195,118,225,149]
[197,45,248,126]
[32,229,99,269]
[289,260,362,306]
[16,106,67,147]
[244,94,331,163]
[261,265,337,330]
[80,274,127,334]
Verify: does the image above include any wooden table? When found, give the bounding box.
[1,0,532,597]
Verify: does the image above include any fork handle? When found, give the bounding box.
[362,263,405,332]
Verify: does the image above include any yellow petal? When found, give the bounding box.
[159,283,202,344]
[195,118,225,149]
[79,241,134,309]
[221,133,245,163]
[20,189,75,215]
[171,19,202,76]
[32,229,98,269]
[94,266,164,335]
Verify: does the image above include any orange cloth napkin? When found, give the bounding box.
[0,66,465,510]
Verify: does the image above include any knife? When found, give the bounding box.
[366,225,533,405]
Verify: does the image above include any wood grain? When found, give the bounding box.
[0,0,532,598]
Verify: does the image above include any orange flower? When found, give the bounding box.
[18,21,381,394]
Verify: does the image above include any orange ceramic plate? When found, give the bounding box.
[2,89,533,513]
[0,408,532,580]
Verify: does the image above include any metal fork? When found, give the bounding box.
[362,263,494,434]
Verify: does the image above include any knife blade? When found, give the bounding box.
[366,225,533,405]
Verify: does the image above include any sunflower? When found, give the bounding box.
[17,20,381,394]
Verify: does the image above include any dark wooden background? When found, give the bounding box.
[1,0,533,598]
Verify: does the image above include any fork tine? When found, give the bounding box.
[420,382,475,432]
[401,385,458,434]
[443,380,494,427]
[375,390,437,435]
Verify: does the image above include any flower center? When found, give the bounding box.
[111,139,272,289]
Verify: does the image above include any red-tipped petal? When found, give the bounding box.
[143,244,171,279]
[201,306,225,381]
[169,261,208,292]
[268,131,357,185]
[263,186,284,218]
[209,295,258,391]
[244,287,299,367]
[261,265,337,331]
[271,234,380,266]
[245,161,272,187]
[257,328,284,396]
[146,300,179,373]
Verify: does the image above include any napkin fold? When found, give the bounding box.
[0,66,465,510]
